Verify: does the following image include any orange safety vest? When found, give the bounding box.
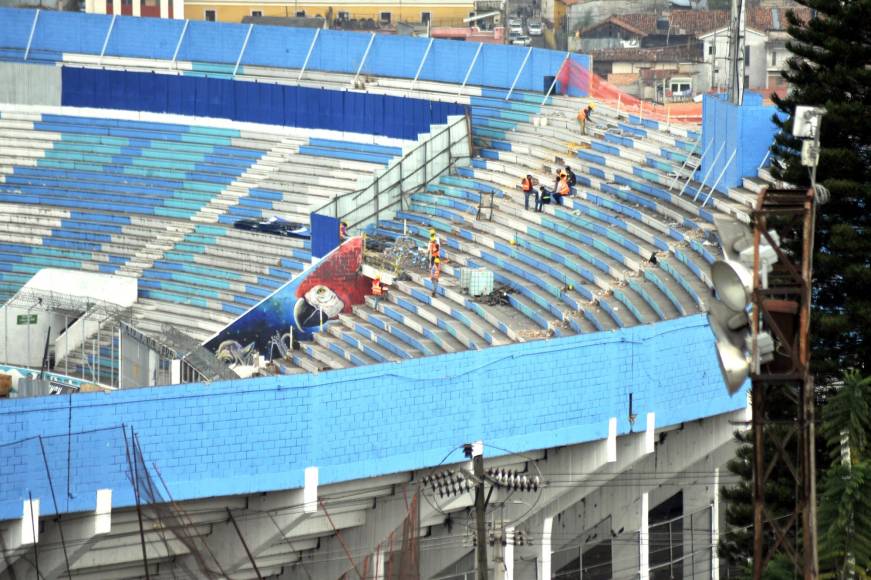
[372,279,383,296]
[558,177,570,196]
[428,240,440,258]
[522,177,532,192]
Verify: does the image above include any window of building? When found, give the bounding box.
[421,11,431,23]
[380,11,391,23]
[771,51,777,66]
[744,45,750,66]
[251,9,262,16]
[708,44,713,55]
[338,10,349,19]
[204,9,215,20]
[295,10,305,16]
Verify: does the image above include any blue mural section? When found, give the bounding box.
[61,67,464,140]
[0,314,746,519]
[700,93,782,193]
[0,8,591,95]
[203,236,368,354]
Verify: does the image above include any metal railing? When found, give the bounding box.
[311,113,471,231]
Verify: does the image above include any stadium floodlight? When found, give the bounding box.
[708,217,778,394]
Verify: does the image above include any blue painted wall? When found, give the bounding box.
[0,314,746,520]
[61,67,464,140]
[0,8,590,95]
[700,93,781,193]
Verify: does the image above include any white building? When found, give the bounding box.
[698,25,768,93]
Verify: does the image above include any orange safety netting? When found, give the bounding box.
[556,59,703,125]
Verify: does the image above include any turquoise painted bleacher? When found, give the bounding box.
[298,138,402,166]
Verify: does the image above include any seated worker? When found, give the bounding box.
[535,185,552,212]
[564,166,577,188]
[521,174,538,211]
[557,172,571,203]
[372,275,387,296]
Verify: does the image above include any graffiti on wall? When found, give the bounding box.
[203,238,370,358]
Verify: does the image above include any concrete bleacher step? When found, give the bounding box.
[326,318,402,364]
[364,293,471,353]
[338,311,421,360]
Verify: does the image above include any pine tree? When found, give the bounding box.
[817,370,871,578]
[769,0,871,381]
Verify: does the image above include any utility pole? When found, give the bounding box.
[467,441,489,580]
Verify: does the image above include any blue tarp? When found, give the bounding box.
[61,68,466,140]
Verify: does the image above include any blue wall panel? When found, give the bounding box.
[32,10,112,56]
[61,67,465,139]
[241,26,315,69]
[0,9,593,94]
[700,93,781,193]
[310,212,341,258]
[467,44,518,89]
[176,20,248,64]
[306,29,372,75]
[418,40,479,85]
[105,16,184,60]
[362,34,429,79]
[0,8,37,57]
[0,314,746,519]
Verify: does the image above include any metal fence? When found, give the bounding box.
[312,113,471,231]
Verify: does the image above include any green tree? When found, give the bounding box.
[817,370,871,578]
[769,0,871,382]
[721,0,870,574]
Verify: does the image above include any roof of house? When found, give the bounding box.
[581,6,813,37]
[589,43,703,63]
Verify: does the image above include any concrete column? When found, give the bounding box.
[112,0,120,15]
[538,516,553,580]
[85,0,95,13]
[94,0,106,14]
[159,0,169,19]
[639,492,650,580]
[712,468,721,580]
[173,0,185,19]
[132,0,141,17]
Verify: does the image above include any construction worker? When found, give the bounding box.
[521,174,538,210]
[556,172,570,205]
[339,221,349,241]
[430,257,441,297]
[564,166,577,188]
[581,103,594,135]
[428,234,441,268]
[372,275,386,297]
[535,185,551,212]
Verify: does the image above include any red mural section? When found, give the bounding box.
[295,236,369,314]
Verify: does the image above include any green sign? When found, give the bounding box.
[16,314,37,325]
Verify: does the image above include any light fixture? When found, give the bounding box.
[708,217,778,394]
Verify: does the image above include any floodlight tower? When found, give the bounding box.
[708,107,826,578]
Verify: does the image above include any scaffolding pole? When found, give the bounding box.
[98,14,116,66]
[505,46,533,102]
[233,23,253,78]
[298,28,320,81]
[540,52,570,106]
[458,42,483,97]
[24,9,40,62]
[171,19,189,70]
[409,37,434,93]
[352,32,376,87]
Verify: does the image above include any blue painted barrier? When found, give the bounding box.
[61,67,465,140]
